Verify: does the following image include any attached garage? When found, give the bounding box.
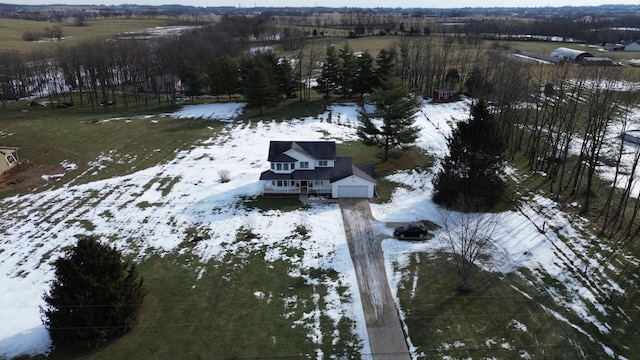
[337,185,369,198]
[331,169,376,198]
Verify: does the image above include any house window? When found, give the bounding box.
[271,163,275,170]
[300,161,309,169]
[271,181,276,186]
[314,180,322,186]
[283,163,289,171]
[276,163,282,171]
[319,160,328,167]
[6,155,17,165]
[277,180,283,187]
[290,163,295,170]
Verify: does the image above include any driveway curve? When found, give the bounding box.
[339,198,411,360]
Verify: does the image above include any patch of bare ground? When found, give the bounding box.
[0,162,64,193]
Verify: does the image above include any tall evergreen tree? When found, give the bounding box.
[240,51,279,115]
[42,236,146,349]
[374,47,397,85]
[353,50,376,101]
[274,57,297,99]
[357,77,421,161]
[206,55,239,101]
[432,99,506,209]
[336,43,357,98]
[314,45,340,98]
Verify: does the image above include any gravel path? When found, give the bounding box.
[340,198,411,360]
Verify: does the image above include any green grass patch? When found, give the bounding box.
[241,196,308,213]
[397,253,618,358]
[241,97,329,122]
[42,230,361,359]
[0,99,225,198]
[0,17,195,53]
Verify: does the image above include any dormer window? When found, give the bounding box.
[276,163,282,170]
[300,161,309,169]
[283,163,289,171]
[319,160,328,167]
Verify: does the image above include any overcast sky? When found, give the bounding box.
[14,0,639,8]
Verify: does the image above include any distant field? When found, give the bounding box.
[0,17,197,53]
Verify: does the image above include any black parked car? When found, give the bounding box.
[394,223,430,239]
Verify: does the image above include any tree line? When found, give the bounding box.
[0,15,272,110]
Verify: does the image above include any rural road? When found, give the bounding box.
[339,198,412,360]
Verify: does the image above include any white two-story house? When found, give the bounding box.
[259,141,376,198]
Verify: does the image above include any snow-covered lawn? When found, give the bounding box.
[0,99,637,358]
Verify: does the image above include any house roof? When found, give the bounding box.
[262,141,375,184]
[331,157,376,183]
[0,147,18,156]
[260,158,376,184]
[259,167,334,181]
[353,163,376,182]
[267,141,336,161]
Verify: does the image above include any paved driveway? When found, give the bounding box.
[339,198,411,360]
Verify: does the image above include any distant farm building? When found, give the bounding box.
[0,147,19,174]
[623,39,640,52]
[432,88,455,101]
[582,57,614,66]
[551,47,594,63]
[603,40,640,52]
[550,47,613,65]
[603,43,625,51]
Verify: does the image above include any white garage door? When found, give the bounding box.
[338,185,368,198]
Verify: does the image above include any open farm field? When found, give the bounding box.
[0,17,196,53]
[1,94,640,358]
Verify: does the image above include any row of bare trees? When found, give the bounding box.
[276,11,640,43]
[386,37,640,238]
[481,60,640,237]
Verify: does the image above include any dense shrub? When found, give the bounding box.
[41,236,146,349]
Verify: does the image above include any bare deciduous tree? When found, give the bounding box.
[439,197,500,293]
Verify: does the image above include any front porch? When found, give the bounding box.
[262,180,332,197]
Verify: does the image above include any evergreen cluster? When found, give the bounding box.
[432,99,506,209]
[315,44,397,100]
[238,50,298,114]
[42,236,146,349]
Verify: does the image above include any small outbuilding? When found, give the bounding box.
[0,147,19,174]
[432,88,455,101]
[582,57,614,66]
